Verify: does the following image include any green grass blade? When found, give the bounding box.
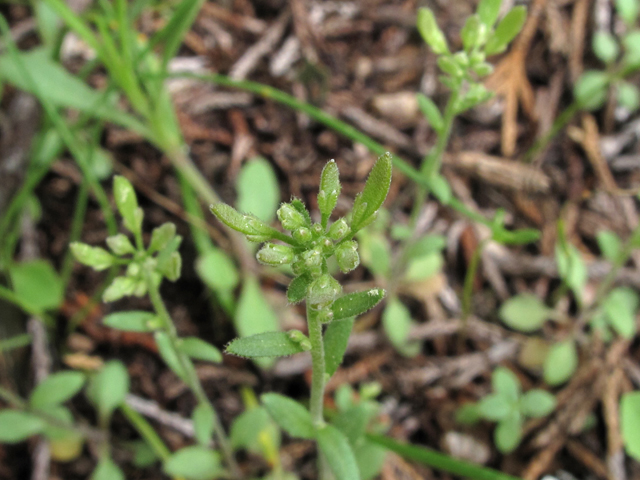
[366,434,522,480]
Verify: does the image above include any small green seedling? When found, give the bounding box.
[211,154,392,480]
[457,367,556,454]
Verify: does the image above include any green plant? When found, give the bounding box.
[621,391,640,462]
[211,154,392,480]
[456,367,556,453]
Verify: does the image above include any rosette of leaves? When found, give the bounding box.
[456,367,556,454]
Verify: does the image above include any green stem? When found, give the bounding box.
[120,403,172,461]
[421,89,459,180]
[461,239,487,322]
[306,303,326,427]
[145,268,240,478]
[523,101,580,163]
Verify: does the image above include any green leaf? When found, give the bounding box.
[192,403,215,447]
[226,331,307,358]
[461,15,482,51]
[148,223,177,253]
[29,371,85,409]
[416,8,449,54]
[543,340,578,386]
[354,441,388,480]
[428,174,452,204]
[9,260,64,312]
[0,410,45,443]
[492,227,540,245]
[102,276,137,303]
[574,70,610,110]
[318,424,361,480]
[87,360,129,421]
[519,390,556,418]
[91,457,125,480]
[40,405,75,441]
[621,392,640,461]
[113,175,142,236]
[593,32,619,64]
[179,337,223,363]
[154,331,189,381]
[103,311,156,332]
[623,32,640,66]
[210,203,272,236]
[70,243,115,271]
[382,298,420,357]
[478,394,513,421]
[332,403,378,445]
[261,393,316,439]
[106,234,135,256]
[331,289,385,320]
[498,294,551,332]
[237,157,280,222]
[477,0,502,26]
[318,159,341,221]
[494,411,522,454]
[351,153,393,232]
[358,231,391,278]
[196,248,239,293]
[404,253,443,281]
[616,0,639,27]
[163,446,222,480]
[324,318,355,378]
[405,235,447,260]
[492,367,521,402]
[603,287,639,339]
[555,242,588,299]
[456,403,482,425]
[485,7,526,55]
[616,81,640,112]
[287,273,312,304]
[231,406,271,451]
[596,230,622,262]
[416,94,444,132]
[234,276,280,367]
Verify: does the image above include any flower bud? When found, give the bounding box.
[318,307,334,324]
[336,240,360,273]
[277,203,306,231]
[321,238,333,254]
[303,248,323,269]
[311,223,324,237]
[291,256,305,275]
[328,218,349,241]
[293,227,312,244]
[256,243,295,266]
[308,274,342,308]
[288,330,311,351]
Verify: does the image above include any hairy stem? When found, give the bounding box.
[307,304,326,426]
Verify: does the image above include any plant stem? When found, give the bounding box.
[523,101,580,163]
[421,89,459,180]
[145,268,241,478]
[306,303,326,427]
[120,402,172,461]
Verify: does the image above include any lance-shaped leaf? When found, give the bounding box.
[113,175,142,236]
[210,203,273,236]
[417,94,444,132]
[477,0,502,26]
[318,160,341,222]
[154,331,189,382]
[179,337,223,363]
[226,331,309,358]
[86,360,129,422]
[485,6,527,55]
[324,318,354,377]
[318,424,361,480]
[351,153,393,232]
[70,243,115,271]
[261,393,316,439]
[416,8,449,55]
[29,371,85,409]
[163,446,222,480]
[192,403,215,447]
[331,289,385,321]
[287,273,312,304]
[0,410,45,443]
[103,310,157,332]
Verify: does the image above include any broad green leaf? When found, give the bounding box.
[543,340,578,386]
[382,298,420,357]
[492,367,521,402]
[461,15,482,51]
[105,234,135,256]
[477,0,502,26]
[235,276,280,367]
[192,403,215,447]
[331,289,385,320]
[317,424,360,480]
[103,311,157,332]
[226,331,307,358]
[113,175,142,236]
[616,81,640,112]
[261,393,316,439]
[596,230,622,263]
[318,160,341,221]
[0,410,45,443]
[196,248,239,293]
[179,337,223,363]
[416,8,449,54]
[91,457,125,480]
[416,94,444,132]
[484,6,527,55]
[574,70,609,110]
[287,273,312,304]
[30,371,85,409]
[603,287,639,338]
[621,392,640,461]
[623,32,640,66]
[494,411,522,453]
[351,153,393,232]
[478,394,512,421]
[9,260,63,312]
[404,253,443,281]
[70,243,115,271]
[154,331,189,381]
[40,405,75,441]
[163,446,222,480]
[237,157,279,222]
[324,318,355,377]
[148,223,177,253]
[87,360,129,421]
[102,276,137,303]
[593,32,619,64]
[616,0,639,27]
[519,390,556,418]
[498,294,551,332]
